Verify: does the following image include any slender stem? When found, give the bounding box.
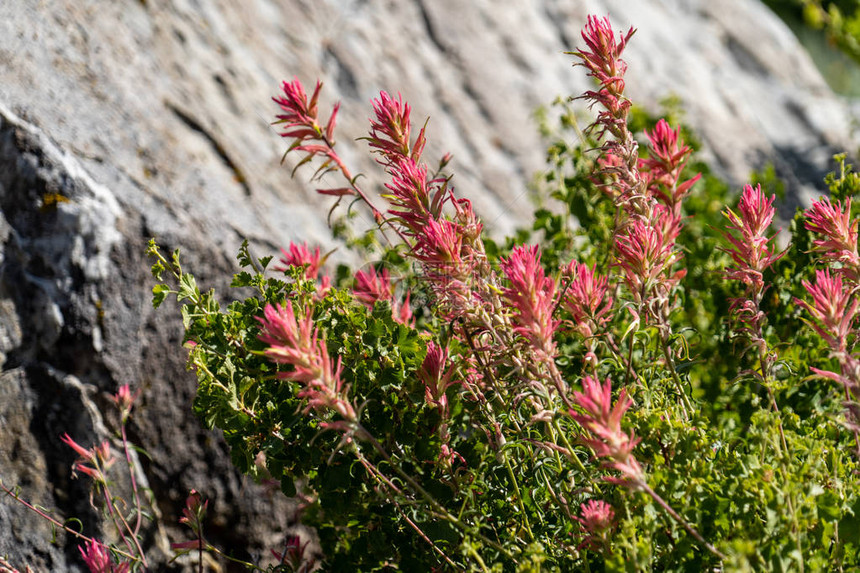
[551,418,592,479]
[639,482,726,560]
[502,452,535,542]
[465,542,491,573]
[0,482,139,563]
[101,483,148,566]
[355,428,514,558]
[660,335,691,421]
[623,327,636,387]
[119,424,143,537]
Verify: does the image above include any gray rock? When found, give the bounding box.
[0,0,856,569]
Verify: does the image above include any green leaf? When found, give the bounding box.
[151,284,170,308]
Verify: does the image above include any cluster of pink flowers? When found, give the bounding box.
[276,241,332,296]
[367,91,486,316]
[804,197,859,284]
[561,262,613,341]
[500,245,559,359]
[569,376,644,488]
[641,120,702,216]
[574,16,696,331]
[61,434,115,484]
[353,266,413,325]
[572,15,635,144]
[799,197,860,442]
[575,499,616,551]
[257,302,357,430]
[78,540,130,573]
[720,184,786,344]
[170,489,209,552]
[419,342,465,467]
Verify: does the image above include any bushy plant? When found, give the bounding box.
[143,15,860,572]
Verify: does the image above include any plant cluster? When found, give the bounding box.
[5,12,860,573]
[141,14,860,571]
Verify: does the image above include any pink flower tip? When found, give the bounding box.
[78,539,129,573]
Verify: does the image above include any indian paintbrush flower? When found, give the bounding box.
[78,539,129,573]
[257,302,357,425]
[561,261,613,341]
[569,376,644,487]
[353,266,413,324]
[500,245,559,357]
[576,499,616,551]
[61,434,115,484]
[721,184,786,342]
[804,196,860,283]
[641,119,701,215]
[796,269,858,354]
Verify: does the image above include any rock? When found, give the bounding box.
[0,0,856,570]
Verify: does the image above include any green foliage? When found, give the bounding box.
[148,101,860,573]
[766,0,860,66]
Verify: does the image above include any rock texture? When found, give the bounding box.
[0,0,856,570]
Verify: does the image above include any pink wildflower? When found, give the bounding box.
[272,535,316,570]
[614,209,685,306]
[353,267,413,325]
[561,261,613,343]
[796,269,858,354]
[78,540,129,573]
[721,184,786,344]
[277,242,322,279]
[640,119,701,214]
[171,489,208,552]
[368,91,426,167]
[419,342,457,411]
[500,245,559,356]
[383,157,450,236]
[572,15,636,140]
[273,78,347,182]
[722,184,785,289]
[414,219,467,275]
[576,499,615,551]
[257,302,357,424]
[419,342,463,466]
[112,384,138,424]
[574,15,635,93]
[353,267,393,306]
[569,376,644,486]
[804,196,860,281]
[61,434,114,483]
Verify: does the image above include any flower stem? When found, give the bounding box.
[639,481,726,560]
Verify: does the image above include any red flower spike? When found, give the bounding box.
[569,376,644,486]
[353,267,413,325]
[419,341,459,412]
[573,15,635,96]
[562,261,613,341]
[276,242,322,279]
[368,91,426,167]
[353,267,393,308]
[804,196,860,280]
[576,499,616,551]
[61,434,115,483]
[273,78,352,193]
[721,184,785,290]
[614,211,684,302]
[257,302,357,425]
[79,540,129,573]
[640,119,701,213]
[796,269,859,353]
[500,245,560,356]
